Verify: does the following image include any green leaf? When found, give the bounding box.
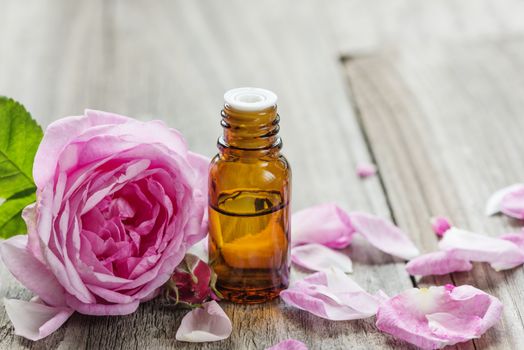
[0,189,36,238]
[0,96,42,199]
[0,97,42,237]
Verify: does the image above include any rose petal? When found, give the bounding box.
[280,267,380,321]
[266,339,308,350]
[185,151,210,244]
[291,204,354,248]
[0,235,67,307]
[291,243,352,273]
[356,162,377,178]
[500,187,524,219]
[427,312,482,340]
[175,300,232,342]
[500,232,524,251]
[3,298,74,341]
[187,151,209,195]
[376,285,502,349]
[485,183,524,216]
[187,236,209,263]
[64,294,140,316]
[439,228,524,270]
[33,111,129,188]
[406,251,473,276]
[430,217,451,237]
[349,212,419,260]
[23,203,46,263]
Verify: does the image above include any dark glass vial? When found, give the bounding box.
[208,87,291,304]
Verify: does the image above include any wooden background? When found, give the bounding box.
[1,0,524,349]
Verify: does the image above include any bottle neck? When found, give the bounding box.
[218,105,282,156]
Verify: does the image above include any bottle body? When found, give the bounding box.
[208,88,291,304]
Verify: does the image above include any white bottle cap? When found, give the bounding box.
[224,87,278,112]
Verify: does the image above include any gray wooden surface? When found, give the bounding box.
[0,0,523,349]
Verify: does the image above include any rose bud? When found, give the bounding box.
[165,254,221,307]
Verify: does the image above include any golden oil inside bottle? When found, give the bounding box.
[208,88,291,304]
[209,190,289,302]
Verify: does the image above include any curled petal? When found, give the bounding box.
[430,217,451,237]
[485,183,524,216]
[291,204,354,248]
[65,294,139,316]
[266,339,308,350]
[3,298,74,341]
[0,235,66,307]
[500,187,524,219]
[500,232,524,251]
[176,301,232,342]
[349,212,419,260]
[23,203,45,263]
[33,111,129,188]
[291,243,352,273]
[376,285,502,349]
[406,251,472,276]
[439,228,524,270]
[280,267,380,321]
[356,162,377,178]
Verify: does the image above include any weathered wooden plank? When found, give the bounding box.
[344,38,524,349]
[0,0,414,349]
[329,0,524,54]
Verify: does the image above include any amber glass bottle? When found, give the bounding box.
[208,87,291,304]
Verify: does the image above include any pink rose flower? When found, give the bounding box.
[0,110,208,340]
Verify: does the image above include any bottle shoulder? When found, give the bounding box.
[209,152,291,185]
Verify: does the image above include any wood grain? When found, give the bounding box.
[329,0,524,54]
[1,0,524,348]
[344,38,524,349]
[0,0,413,349]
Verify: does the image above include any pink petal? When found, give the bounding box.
[376,285,502,349]
[356,162,377,178]
[175,301,232,342]
[349,212,420,260]
[3,298,74,341]
[485,183,524,216]
[266,339,308,350]
[500,187,524,219]
[291,204,354,248]
[430,216,451,237]
[65,294,140,315]
[427,312,483,340]
[500,232,524,250]
[291,243,352,273]
[187,236,209,263]
[84,284,135,304]
[0,235,67,307]
[33,111,129,188]
[23,203,45,263]
[280,268,380,321]
[186,152,210,241]
[406,251,472,276]
[439,228,524,270]
[187,151,209,195]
